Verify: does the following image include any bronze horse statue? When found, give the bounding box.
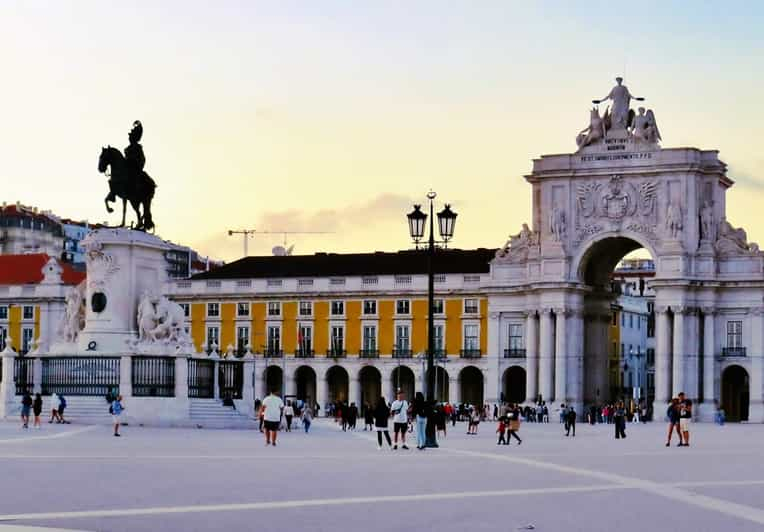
[98,146,156,231]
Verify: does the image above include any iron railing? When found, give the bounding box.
[14,357,34,396]
[392,349,413,359]
[721,347,747,357]
[219,361,243,400]
[132,356,175,397]
[326,349,347,358]
[460,349,482,358]
[294,349,315,358]
[188,359,214,398]
[263,349,283,358]
[42,357,120,396]
[359,349,380,358]
[504,348,527,358]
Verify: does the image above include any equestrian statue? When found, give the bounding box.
[98,120,156,231]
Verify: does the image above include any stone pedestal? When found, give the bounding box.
[78,229,170,354]
[0,348,16,419]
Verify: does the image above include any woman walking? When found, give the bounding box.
[412,392,428,450]
[363,403,374,431]
[508,404,522,444]
[373,396,393,450]
[20,391,32,429]
[284,401,294,432]
[302,405,313,433]
[32,393,43,429]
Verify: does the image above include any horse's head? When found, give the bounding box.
[98,146,110,173]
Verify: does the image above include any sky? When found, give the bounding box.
[2,1,763,262]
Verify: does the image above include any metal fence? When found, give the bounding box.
[41,357,120,396]
[14,357,34,396]
[188,359,214,398]
[132,356,175,397]
[219,361,243,400]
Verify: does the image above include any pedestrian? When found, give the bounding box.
[559,403,568,424]
[111,395,124,437]
[283,401,294,432]
[665,398,682,447]
[469,407,480,435]
[57,394,68,424]
[435,403,447,438]
[340,402,348,432]
[508,404,522,444]
[412,392,428,450]
[496,416,507,445]
[258,402,265,433]
[348,402,358,431]
[390,390,410,450]
[493,404,499,421]
[678,392,692,447]
[20,391,32,429]
[614,401,626,439]
[32,393,43,429]
[262,389,284,447]
[49,392,60,424]
[363,403,374,430]
[566,406,576,437]
[373,396,393,450]
[302,405,313,433]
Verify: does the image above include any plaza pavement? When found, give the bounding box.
[0,418,762,532]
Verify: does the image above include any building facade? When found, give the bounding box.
[0,203,64,257]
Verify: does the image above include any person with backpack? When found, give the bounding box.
[20,391,32,429]
[111,395,124,437]
[57,394,68,424]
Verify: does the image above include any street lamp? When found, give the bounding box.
[406,190,457,448]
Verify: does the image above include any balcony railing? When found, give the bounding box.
[504,348,527,359]
[326,349,347,358]
[263,349,283,358]
[460,349,482,359]
[431,349,447,359]
[721,347,747,357]
[392,349,413,359]
[359,349,380,358]
[294,349,315,358]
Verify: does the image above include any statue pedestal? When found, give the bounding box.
[77,228,169,354]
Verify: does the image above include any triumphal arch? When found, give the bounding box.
[487,77,763,421]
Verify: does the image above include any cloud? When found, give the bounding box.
[729,164,764,191]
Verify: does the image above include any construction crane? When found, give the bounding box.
[227,229,334,257]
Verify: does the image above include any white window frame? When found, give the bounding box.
[396,299,410,316]
[464,298,479,314]
[0,306,7,321]
[206,302,220,319]
[22,306,34,321]
[463,323,479,350]
[237,302,250,318]
[362,324,377,351]
[21,327,33,353]
[433,299,444,315]
[179,303,190,318]
[267,302,281,317]
[363,300,377,316]
[433,323,444,352]
[298,324,313,352]
[299,301,313,317]
[727,321,743,348]
[330,325,345,351]
[331,300,345,317]
[206,325,220,348]
[508,323,524,351]
[267,325,281,353]
[395,324,410,351]
[236,326,250,352]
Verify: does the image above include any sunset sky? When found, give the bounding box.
[2,2,763,262]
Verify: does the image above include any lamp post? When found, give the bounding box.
[406,191,457,448]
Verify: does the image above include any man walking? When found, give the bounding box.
[111,395,124,437]
[390,390,410,450]
[262,389,284,447]
[566,406,576,437]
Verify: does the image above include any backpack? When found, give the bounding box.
[60,396,67,408]
[109,404,114,415]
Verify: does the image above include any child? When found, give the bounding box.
[496,417,507,445]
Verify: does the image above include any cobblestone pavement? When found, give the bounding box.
[0,418,762,532]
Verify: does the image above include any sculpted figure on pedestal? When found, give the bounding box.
[715,218,760,255]
[136,292,190,344]
[576,108,607,149]
[496,223,539,263]
[59,285,86,343]
[700,201,715,242]
[593,77,644,130]
[631,107,661,144]
[665,203,683,238]
[549,205,566,242]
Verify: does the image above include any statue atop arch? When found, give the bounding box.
[593,77,644,130]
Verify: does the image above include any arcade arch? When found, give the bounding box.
[460,366,483,406]
[359,365,381,411]
[295,366,316,404]
[391,366,415,402]
[502,366,526,404]
[326,365,349,403]
[264,365,283,396]
[426,366,449,403]
[722,365,749,422]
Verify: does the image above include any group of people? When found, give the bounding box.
[370,390,433,450]
[585,402,650,425]
[19,392,69,429]
[495,404,523,445]
[258,394,316,446]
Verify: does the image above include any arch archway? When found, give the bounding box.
[391,365,415,403]
[722,365,749,422]
[326,365,349,404]
[294,366,316,404]
[358,365,381,413]
[502,366,526,404]
[460,366,484,406]
[426,366,449,402]
[264,365,283,396]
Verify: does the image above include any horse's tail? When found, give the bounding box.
[142,172,157,198]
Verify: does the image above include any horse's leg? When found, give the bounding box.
[120,198,127,227]
[104,195,114,214]
[131,199,143,230]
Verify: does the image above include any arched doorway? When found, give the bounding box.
[295,366,316,405]
[502,366,526,404]
[359,365,381,413]
[326,365,349,403]
[722,365,749,422]
[391,365,415,403]
[264,365,283,396]
[460,366,484,406]
[426,366,449,402]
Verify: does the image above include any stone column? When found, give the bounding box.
[212,357,220,400]
[174,354,189,399]
[554,308,568,405]
[450,377,460,405]
[750,308,764,422]
[672,307,686,397]
[0,348,16,419]
[568,310,585,410]
[348,370,359,407]
[539,309,555,403]
[33,356,43,395]
[316,369,328,417]
[285,364,297,397]
[697,308,717,420]
[120,355,133,400]
[685,308,700,401]
[525,311,539,403]
[242,356,255,418]
[253,358,264,403]
[386,368,396,404]
[654,307,671,406]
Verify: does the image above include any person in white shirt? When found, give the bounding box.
[283,401,295,432]
[389,390,410,450]
[261,389,284,447]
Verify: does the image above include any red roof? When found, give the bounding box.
[0,254,85,285]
